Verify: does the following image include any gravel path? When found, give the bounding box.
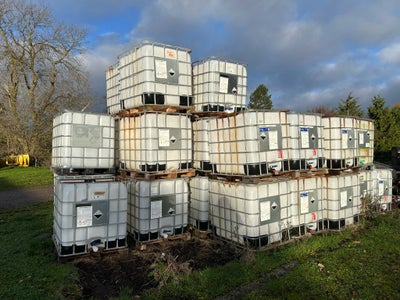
[0,185,53,210]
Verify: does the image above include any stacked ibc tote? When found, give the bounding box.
[190,55,390,248]
[51,112,128,257]
[106,41,194,245]
[190,57,249,236]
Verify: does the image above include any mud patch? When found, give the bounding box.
[69,237,241,299]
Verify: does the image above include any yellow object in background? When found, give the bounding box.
[6,154,29,167]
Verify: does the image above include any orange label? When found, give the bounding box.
[166,50,176,58]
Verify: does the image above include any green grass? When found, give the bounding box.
[0,202,81,299]
[1,166,399,299]
[1,202,400,299]
[143,212,400,299]
[0,167,53,191]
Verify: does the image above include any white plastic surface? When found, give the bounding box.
[52,112,115,170]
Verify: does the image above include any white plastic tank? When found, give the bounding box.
[52,112,115,172]
[208,110,290,175]
[116,40,192,110]
[359,169,373,201]
[323,173,360,229]
[118,111,192,172]
[289,176,323,235]
[288,112,324,170]
[209,178,291,247]
[357,118,374,168]
[192,57,247,113]
[53,175,128,257]
[189,176,210,231]
[106,63,121,115]
[323,116,358,169]
[192,117,212,171]
[372,168,393,211]
[127,178,189,242]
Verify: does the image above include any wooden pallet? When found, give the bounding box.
[116,105,194,118]
[119,169,195,180]
[190,228,211,239]
[132,232,192,251]
[327,166,361,176]
[208,172,290,183]
[192,110,241,119]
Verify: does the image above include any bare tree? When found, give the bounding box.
[0,0,92,165]
[307,105,336,117]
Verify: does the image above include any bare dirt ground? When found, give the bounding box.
[71,237,242,299]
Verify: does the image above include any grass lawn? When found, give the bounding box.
[2,199,398,299]
[1,166,399,299]
[0,167,53,191]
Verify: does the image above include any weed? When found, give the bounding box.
[149,252,192,289]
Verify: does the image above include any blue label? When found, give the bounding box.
[259,127,269,132]
[300,192,309,197]
[300,127,308,132]
[342,129,348,134]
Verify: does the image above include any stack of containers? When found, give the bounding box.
[192,118,212,171]
[208,110,290,176]
[372,168,393,211]
[209,178,291,247]
[118,111,192,172]
[189,176,211,232]
[357,118,374,168]
[192,57,247,113]
[51,112,127,257]
[288,112,325,171]
[323,173,360,229]
[108,40,193,112]
[359,169,373,201]
[322,116,358,169]
[190,57,248,236]
[106,63,120,115]
[106,41,194,243]
[289,176,324,235]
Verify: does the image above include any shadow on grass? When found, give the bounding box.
[0,167,53,210]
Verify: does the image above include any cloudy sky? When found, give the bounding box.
[37,0,400,113]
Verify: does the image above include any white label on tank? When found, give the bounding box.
[300,128,309,148]
[340,191,347,208]
[342,130,348,147]
[159,129,170,147]
[76,205,92,227]
[378,181,384,196]
[151,200,162,219]
[269,130,278,150]
[155,59,168,79]
[359,132,364,145]
[219,75,229,93]
[300,192,309,214]
[260,201,270,222]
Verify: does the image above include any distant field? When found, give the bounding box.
[0,167,53,191]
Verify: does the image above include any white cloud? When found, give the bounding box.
[31,0,400,113]
[378,44,400,64]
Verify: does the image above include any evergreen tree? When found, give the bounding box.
[368,95,399,152]
[336,92,364,117]
[248,84,273,109]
